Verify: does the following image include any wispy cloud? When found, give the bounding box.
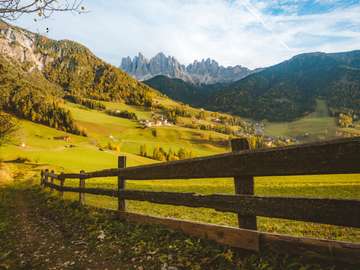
[12,0,360,69]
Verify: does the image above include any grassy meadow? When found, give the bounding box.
[264,100,338,141]
[1,100,359,244]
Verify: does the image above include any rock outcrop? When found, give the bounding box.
[0,22,53,71]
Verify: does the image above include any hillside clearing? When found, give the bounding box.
[264,100,338,141]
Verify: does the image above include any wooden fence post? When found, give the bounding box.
[44,169,49,188]
[40,170,44,187]
[50,170,54,192]
[59,173,65,199]
[118,156,127,212]
[79,170,85,205]
[231,138,257,230]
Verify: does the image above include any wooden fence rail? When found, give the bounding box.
[40,137,360,264]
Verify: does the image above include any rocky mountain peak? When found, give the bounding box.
[120,52,253,84]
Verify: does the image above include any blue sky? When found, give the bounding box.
[12,0,360,69]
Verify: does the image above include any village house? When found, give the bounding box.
[139,117,172,128]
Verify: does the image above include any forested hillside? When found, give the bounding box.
[206,51,360,121]
[0,21,162,134]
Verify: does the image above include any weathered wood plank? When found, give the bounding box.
[118,211,360,264]
[260,232,360,264]
[45,172,61,179]
[118,211,260,251]
[231,138,257,230]
[44,182,118,197]
[44,182,360,228]
[118,190,360,228]
[58,137,360,180]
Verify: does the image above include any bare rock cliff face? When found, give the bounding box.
[120,52,252,84]
[0,22,53,71]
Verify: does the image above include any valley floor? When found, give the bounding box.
[0,163,357,270]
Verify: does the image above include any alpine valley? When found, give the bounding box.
[1,15,360,270]
[132,51,360,123]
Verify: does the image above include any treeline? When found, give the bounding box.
[139,145,193,161]
[64,95,105,111]
[106,110,138,120]
[35,37,156,108]
[4,90,86,136]
[184,123,235,135]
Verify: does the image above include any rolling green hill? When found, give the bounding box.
[0,99,234,172]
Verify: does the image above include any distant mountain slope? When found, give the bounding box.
[143,75,227,107]
[120,52,252,84]
[0,20,163,133]
[206,51,360,121]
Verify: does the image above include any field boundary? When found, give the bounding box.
[41,137,360,264]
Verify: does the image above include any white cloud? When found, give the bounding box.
[11,0,360,69]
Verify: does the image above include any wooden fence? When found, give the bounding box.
[41,137,360,264]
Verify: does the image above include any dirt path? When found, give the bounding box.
[0,187,122,270]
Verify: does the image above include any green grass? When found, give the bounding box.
[0,101,229,170]
[264,100,338,141]
[1,100,359,244]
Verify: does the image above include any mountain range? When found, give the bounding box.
[120,52,253,84]
[1,20,359,125]
[144,51,360,121]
